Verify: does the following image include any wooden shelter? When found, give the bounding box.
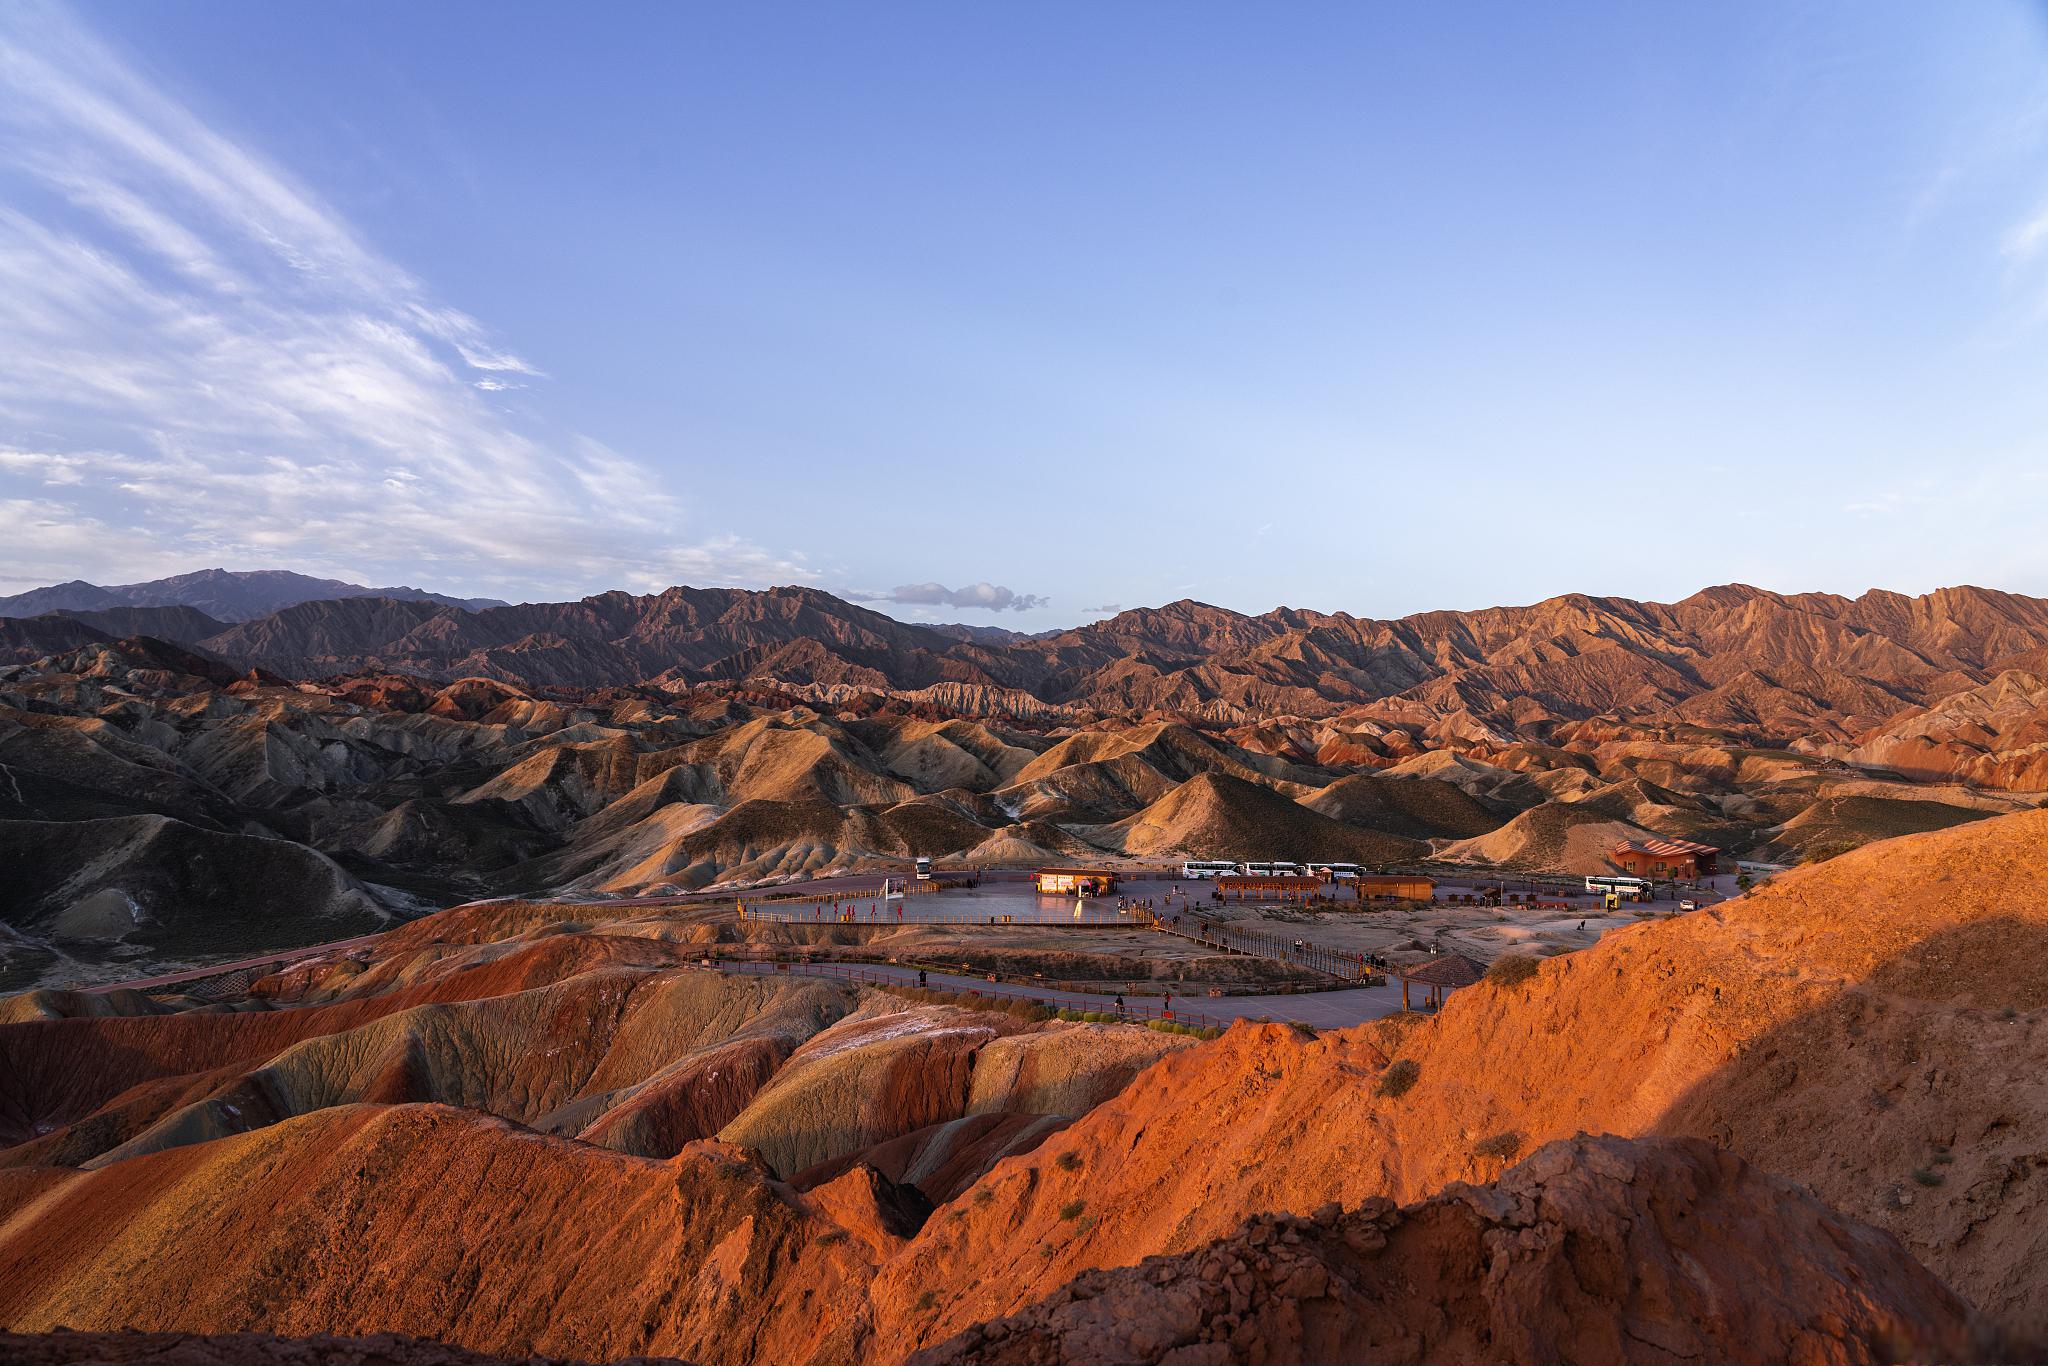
[1216,875,1321,899]
[1033,867,1119,895]
[1392,953,1485,1011]
[1354,874,1434,902]
[1610,837,1719,879]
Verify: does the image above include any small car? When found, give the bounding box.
[1678,898,1698,911]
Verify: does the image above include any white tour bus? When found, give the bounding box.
[1311,862,1363,880]
[1585,874,1651,901]
[1268,860,1305,877]
[1179,860,1239,880]
[1238,860,1276,876]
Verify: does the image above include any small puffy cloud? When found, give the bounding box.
[853,581,1049,613]
[1081,603,1122,615]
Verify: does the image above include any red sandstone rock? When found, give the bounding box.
[0,1328,690,1366]
[909,1136,1998,1366]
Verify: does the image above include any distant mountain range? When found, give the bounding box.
[7,576,2048,784]
[5,572,2045,1007]
[0,568,507,622]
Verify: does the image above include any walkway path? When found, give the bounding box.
[79,934,386,996]
[719,959,1411,1030]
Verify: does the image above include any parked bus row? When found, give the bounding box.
[1178,860,1367,880]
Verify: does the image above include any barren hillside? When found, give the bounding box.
[872,810,2048,1350]
[2,811,2044,1362]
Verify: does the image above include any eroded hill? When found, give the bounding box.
[0,812,2043,1362]
[7,612,2039,991]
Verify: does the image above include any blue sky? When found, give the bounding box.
[4,1,2048,626]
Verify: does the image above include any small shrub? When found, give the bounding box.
[1058,1199,1086,1220]
[1293,1022,1317,1038]
[1473,1130,1522,1162]
[1055,1151,1082,1172]
[1932,1148,1955,1166]
[914,1290,938,1311]
[815,1229,847,1246]
[973,1188,994,1207]
[1910,1167,1944,1187]
[1487,955,1541,989]
[1375,1058,1420,1098]
[2001,1006,2019,1021]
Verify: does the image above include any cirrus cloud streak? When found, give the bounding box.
[0,1,801,599]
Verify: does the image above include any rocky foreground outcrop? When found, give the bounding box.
[0,1105,883,1365]
[873,810,2048,1352]
[0,1329,685,1366]
[912,1136,1996,1366]
[7,812,2048,1362]
[0,1123,1997,1366]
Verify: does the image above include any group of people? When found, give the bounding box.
[1109,990,1172,1019]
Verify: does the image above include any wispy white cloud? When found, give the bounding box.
[0,1,792,598]
[0,495,199,588]
[0,449,87,485]
[2002,201,2048,261]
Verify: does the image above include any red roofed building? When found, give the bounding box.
[1610,837,1718,879]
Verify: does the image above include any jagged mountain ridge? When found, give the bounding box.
[14,581,2048,756]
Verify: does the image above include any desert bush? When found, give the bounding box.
[1293,1022,1317,1038]
[1375,1058,1420,1098]
[1910,1167,1944,1187]
[1055,1151,1082,1172]
[1473,1130,1522,1161]
[1059,1199,1086,1220]
[1487,955,1541,988]
[915,1291,937,1311]
[1149,1021,1224,1039]
[815,1229,847,1246]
